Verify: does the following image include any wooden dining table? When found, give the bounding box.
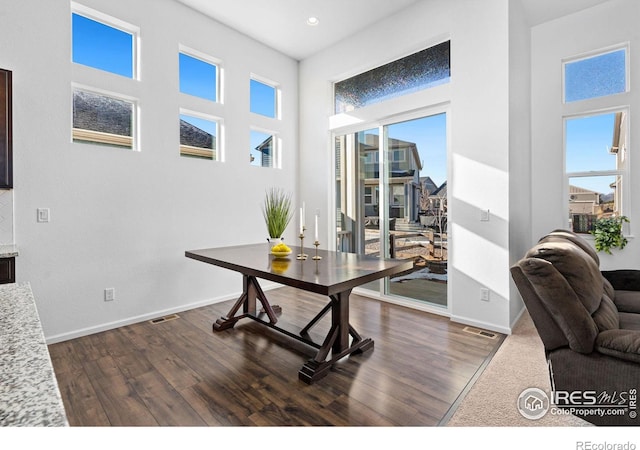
[185,243,413,383]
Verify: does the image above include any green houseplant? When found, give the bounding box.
[262,187,293,241]
[590,215,630,254]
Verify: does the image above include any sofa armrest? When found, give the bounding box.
[601,269,640,291]
[596,329,640,364]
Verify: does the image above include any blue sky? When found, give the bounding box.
[179,53,217,102]
[72,13,133,78]
[388,114,447,188]
[566,112,617,194]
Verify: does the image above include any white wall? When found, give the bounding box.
[0,0,298,341]
[508,0,531,325]
[531,0,640,270]
[299,0,521,333]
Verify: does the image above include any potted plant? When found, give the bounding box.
[591,215,630,254]
[262,187,293,245]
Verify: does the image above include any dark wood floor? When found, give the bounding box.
[48,287,503,426]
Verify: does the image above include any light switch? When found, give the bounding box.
[37,208,50,223]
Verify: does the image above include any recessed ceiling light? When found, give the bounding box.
[306,16,319,26]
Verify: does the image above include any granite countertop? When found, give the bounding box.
[0,282,68,426]
[0,244,18,258]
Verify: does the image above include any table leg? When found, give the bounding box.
[213,275,279,331]
[298,289,374,384]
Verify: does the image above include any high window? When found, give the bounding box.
[179,112,219,160]
[71,5,139,150]
[178,46,222,161]
[71,8,137,79]
[566,110,628,233]
[179,50,219,102]
[72,87,135,149]
[250,78,277,118]
[334,40,450,114]
[250,130,277,168]
[564,48,627,103]
[563,44,629,233]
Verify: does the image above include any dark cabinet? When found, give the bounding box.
[0,257,15,284]
[0,69,12,189]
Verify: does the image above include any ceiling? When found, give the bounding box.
[519,0,611,27]
[176,0,613,61]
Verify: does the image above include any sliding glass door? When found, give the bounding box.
[335,113,448,307]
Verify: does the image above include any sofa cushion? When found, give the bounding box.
[517,257,599,353]
[602,277,615,302]
[525,240,603,315]
[592,294,619,331]
[613,290,640,314]
[595,329,640,364]
[619,312,640,331]
[601,269,640,291]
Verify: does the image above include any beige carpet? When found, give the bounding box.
[446,310,591,426]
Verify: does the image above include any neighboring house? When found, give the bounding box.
[569,185,600,215]
[569,110,626,233]
[610,110,627,218]
[569,185,600,233]
[419,177,447,232]
[361,133,422,222]
[252,135,273,167]
[420,176,439,200]
[72,90,133,147]
[179,119,214,149]
[421,177,447,211]
[73,89,215,157]
[72,90,132,136]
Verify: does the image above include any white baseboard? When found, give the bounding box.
[353,287,452,317]
[45,283,282,345]
[449,314,513,335]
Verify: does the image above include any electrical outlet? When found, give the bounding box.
[480,288,490,302]
[480,209,490,222]
[104,288,115,302]
[37,208,50,223]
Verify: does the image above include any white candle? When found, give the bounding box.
[302,202,305,228]
[315,214,319,241]
[300,207,303,234]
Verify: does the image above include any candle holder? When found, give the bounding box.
[297,229,308,260]
[312,240,322,260]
